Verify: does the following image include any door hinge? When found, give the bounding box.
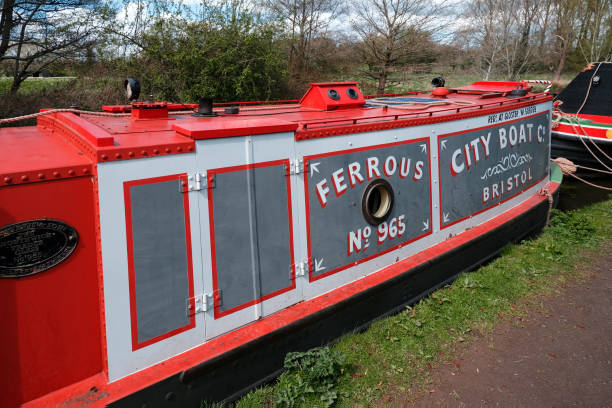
[285,158,306,175]
[187,293,214,315]
[182,172,214,192]
[292,257,312,278]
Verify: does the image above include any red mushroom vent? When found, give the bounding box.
[131,101,168,119]
[300,82,366,110]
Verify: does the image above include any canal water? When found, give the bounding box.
[558,174,612,211]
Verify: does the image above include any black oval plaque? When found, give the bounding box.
[0,219,78,278]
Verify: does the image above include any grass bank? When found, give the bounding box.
[1,68,574,124]
[0,76,76,95]
[0,75,125,126]
[234,196,612,408]
[357,70,574,95]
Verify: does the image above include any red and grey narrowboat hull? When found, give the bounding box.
[0,81,558,407]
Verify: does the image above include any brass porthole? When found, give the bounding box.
[361,179,394,226]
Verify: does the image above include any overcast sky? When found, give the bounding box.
[114,0,464,43]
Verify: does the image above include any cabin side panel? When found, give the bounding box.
[97,154,205,382]
[0,177,102,406]
[438,111,551,228]
[303,139,432,281]
[295,101,552,300]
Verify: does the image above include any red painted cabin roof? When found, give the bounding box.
[0,81,552,188]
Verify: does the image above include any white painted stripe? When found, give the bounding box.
[558,122,612,131]
[552,130,612,143]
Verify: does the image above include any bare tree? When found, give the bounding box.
[464,0,551,81]
[549,0,584,80]
[0,0,111,93]
[536,0,553,50]
[351,0,445,94]
[497,0,539,80]
[576,0,612,62]
[261,0,345,83]
[442,0,610,82]
[464,0,505,80]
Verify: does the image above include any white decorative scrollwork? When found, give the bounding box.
[481,153,533,180]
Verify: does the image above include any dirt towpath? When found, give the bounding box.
[406,247,612,408]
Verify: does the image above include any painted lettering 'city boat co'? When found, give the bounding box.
[0,79,561,407]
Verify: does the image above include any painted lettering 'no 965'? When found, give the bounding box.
[347,215,406,256]
[315,156,425,208]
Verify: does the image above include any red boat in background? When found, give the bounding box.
[552,62,612,171]
[0,79,560,407]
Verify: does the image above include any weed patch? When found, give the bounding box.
[273,347,347,408]
[547,209,598,245]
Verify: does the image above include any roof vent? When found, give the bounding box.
[193,97,218,117]
[300,82,366,110]
[131,101,168,119]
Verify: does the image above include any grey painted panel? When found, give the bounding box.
[211,170,256,313]
[129,179,191,344]
[253,165,293,298]
[211,163,293,314]
[438,111,550,228]
[305,140,432,280]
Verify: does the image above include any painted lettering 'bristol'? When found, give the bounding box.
[482,168,534,203]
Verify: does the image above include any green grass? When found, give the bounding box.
[355,70,576,95]
[0,76,76,95]
[0,75,125,123]
[233,197,612,407]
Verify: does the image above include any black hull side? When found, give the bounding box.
[110,189,558,408]
[551,131,612,172]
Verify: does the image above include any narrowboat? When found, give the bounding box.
[0,79,560,407]
[552,61,612,170]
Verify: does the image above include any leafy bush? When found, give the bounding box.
[275,347,347,408]
[130,5,288,103]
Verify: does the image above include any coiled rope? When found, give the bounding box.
[539,186,554,226]
[553,157,612,191]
